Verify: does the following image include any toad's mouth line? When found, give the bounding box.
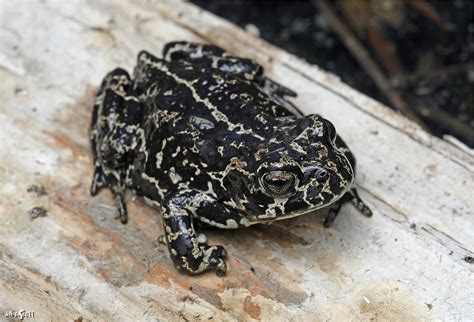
[248,187,351,224]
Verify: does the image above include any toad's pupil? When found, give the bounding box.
[270,179,288,187]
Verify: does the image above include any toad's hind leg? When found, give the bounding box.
[90,68,144,224]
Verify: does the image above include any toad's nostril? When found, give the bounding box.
[316,168,328,180]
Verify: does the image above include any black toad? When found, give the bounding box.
[90,41,372,276]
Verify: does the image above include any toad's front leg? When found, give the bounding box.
[162,190,227,276]
[324,188,373,227]
[323,136,372,227]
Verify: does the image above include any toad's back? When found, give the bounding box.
[134,51,296,133]
[130,54,281,203]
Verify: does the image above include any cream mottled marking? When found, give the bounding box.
[139,53,266,140]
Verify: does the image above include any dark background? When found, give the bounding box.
[192,0,474,147]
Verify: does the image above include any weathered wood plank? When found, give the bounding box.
[0,0,473,320]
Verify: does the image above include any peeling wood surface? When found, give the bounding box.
[1,1,473,321]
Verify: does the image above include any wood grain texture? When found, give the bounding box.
[0,0,473,320]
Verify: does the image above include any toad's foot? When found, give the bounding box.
[324,187,372,227]
[348,188,373,217]
[163,190,229,276]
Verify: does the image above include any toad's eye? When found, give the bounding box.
[260,171,297,197]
